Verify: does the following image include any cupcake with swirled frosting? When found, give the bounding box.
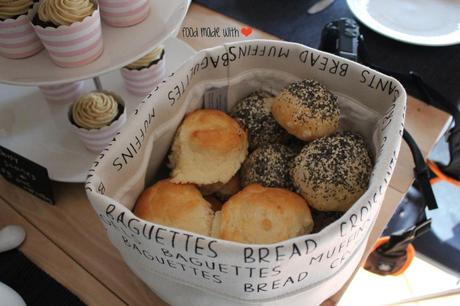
[35,0,95,26]
[121,46,166,96]
[69,91,127,152]
[0,0,43,59]
[31,0,103,67]
[98,0,150,27]
[0,0,33,20]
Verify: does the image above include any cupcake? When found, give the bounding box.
[69,91,127,152]
[39,81,85,104]
[121,46,166,96]
[98,0,150,27]
[0,0,43,59]
[31,0,103,67]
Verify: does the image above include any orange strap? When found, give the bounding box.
[371,237,415,276]
[427,160,460,187]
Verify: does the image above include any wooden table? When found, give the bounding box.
[0,4,452,306]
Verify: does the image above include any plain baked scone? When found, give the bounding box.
[212,184,314,244]
[134,180,214,236]
[169,109,248,185]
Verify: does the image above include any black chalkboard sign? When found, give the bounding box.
[0,146,54,204]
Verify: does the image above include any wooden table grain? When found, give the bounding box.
[0,3,452,306]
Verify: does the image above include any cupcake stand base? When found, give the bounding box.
[0,37,195,183]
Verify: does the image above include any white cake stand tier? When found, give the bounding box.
[0,0,190,86]
[0,37,196,183]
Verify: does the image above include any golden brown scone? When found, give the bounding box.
[291,132,372,212]
[213,184,314,244]
[199,174,241,201]
[272,80,340,141]
[169,109,248,184]
[134,180,214,236]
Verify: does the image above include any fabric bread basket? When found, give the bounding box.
[86,40,406,306]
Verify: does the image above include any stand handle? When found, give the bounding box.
[93,77,103,91]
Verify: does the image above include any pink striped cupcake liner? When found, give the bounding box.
[98,0,150,27]
[121,58,166,96]
[39,81,85,104]
[0,3,43,59]
[69,91,127,152]
[31,4,103,68]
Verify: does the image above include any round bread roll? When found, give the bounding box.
[213,184,314,244]
[230,91,290,150]
[199,174,241,201]
[37,0,95,26]
[292,132,372,212]
[241,144,296,190]
[134,180,214,236]
[272,79,340,141]
[169,109,248,185]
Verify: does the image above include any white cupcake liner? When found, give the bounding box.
[69,91,127,152]
[0,3,43,59]
[121,57,166,96]
[31,1,103,68]
[39,81,85,104]
[98,0,150,27]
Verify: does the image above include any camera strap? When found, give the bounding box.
[359,37,439,207]
[319,21,458,273]
[357,37,450,274]
[359,36,460,183]
[364,129,439,275]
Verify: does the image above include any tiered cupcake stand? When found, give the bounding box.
[0,0,195,183]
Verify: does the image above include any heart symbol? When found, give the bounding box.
[241,26,252,37]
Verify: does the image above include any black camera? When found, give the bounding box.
[319,18,360,62]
